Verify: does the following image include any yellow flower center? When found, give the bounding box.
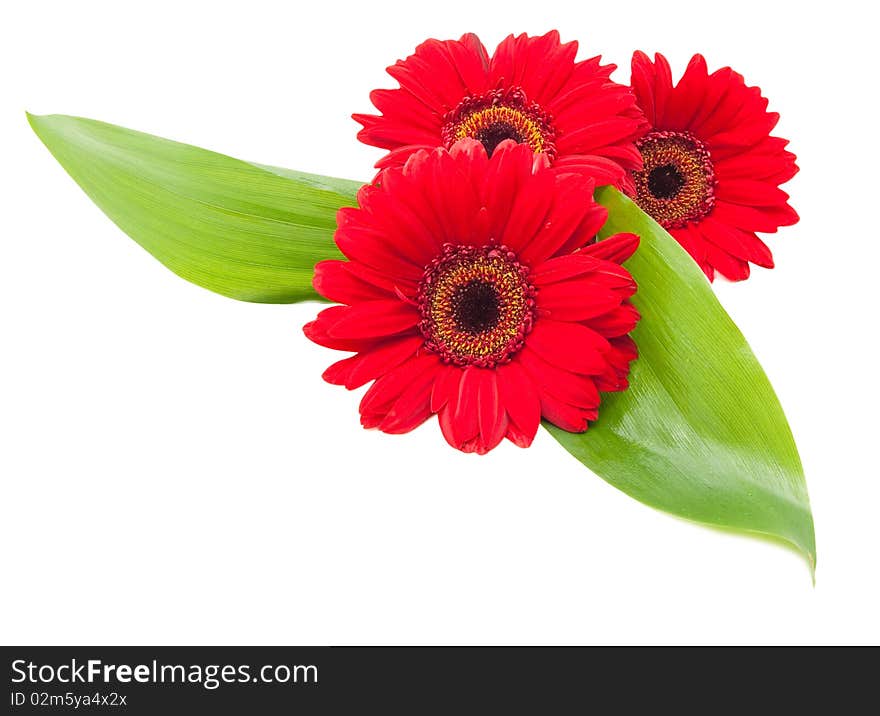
[443,87,556,159]
[633,131,716,228]
[418,244,536,367]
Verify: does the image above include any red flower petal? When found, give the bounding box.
[304,308,383,352]
[700,217,774,268]
[526,320,609,375]
[579,233,640,263]
[538,280,625,322]
[322,335,424,390]
[325,300,419,339]
[519,347,600,409]
[595,336,639,391]
[497,158,556,257]
[496,361,541,447]
[714,179,791,207]
[313,260,394,304]
[651,53,674,125]
[585,303,641,338]
[335,218,425,281]
[531,253,604,285]
[378,367,438,434]
[664,54,709,131]
[670,225,715,281]
[447,367,480,449]
[539,392,596,433]
[631,51,657,125]
[481,140,534,242]
[537,253,636,292]
[712,201,799,233]
[713,142,797,183]
[359,354,438,426]
[552,154,628,189]
[476,370,508,454]
[557,117,646,155]
[514,174,595,265]
[702,239,751,282]
[429,363,460,413]
[489,31,578,106]
[688,67,736,137]
[504,421,537,448]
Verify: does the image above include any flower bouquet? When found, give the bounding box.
[29,32,813,571]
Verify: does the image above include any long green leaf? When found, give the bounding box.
[27,113,360,302]
[30,115,814,569]
[546,187,815,570]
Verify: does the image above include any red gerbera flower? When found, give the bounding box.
[629,52,799,281]
[354,31,647,191]
[303,139,640,454]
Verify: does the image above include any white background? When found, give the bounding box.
[2,0,878,645]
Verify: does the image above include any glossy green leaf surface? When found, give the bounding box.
[30,115,814,569]
[28,113,359,302]
[546,187,815,569]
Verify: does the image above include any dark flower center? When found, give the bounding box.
[443,87,557,161]
[475,124,523,158]
[633,131,716,229]
[452,279,501,333]
[418,244,536,367]
[647,164,686,199]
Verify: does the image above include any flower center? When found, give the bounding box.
[443,87,557,160]
[647,164,686,199]
[418,244,536,367]
[453,279,501,333]
[633,131,716,228]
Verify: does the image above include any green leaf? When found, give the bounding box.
[27,113,360,303]
[30,114,814,569]
[546,187,815,571]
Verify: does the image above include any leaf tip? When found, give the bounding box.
[25,111,49,138]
